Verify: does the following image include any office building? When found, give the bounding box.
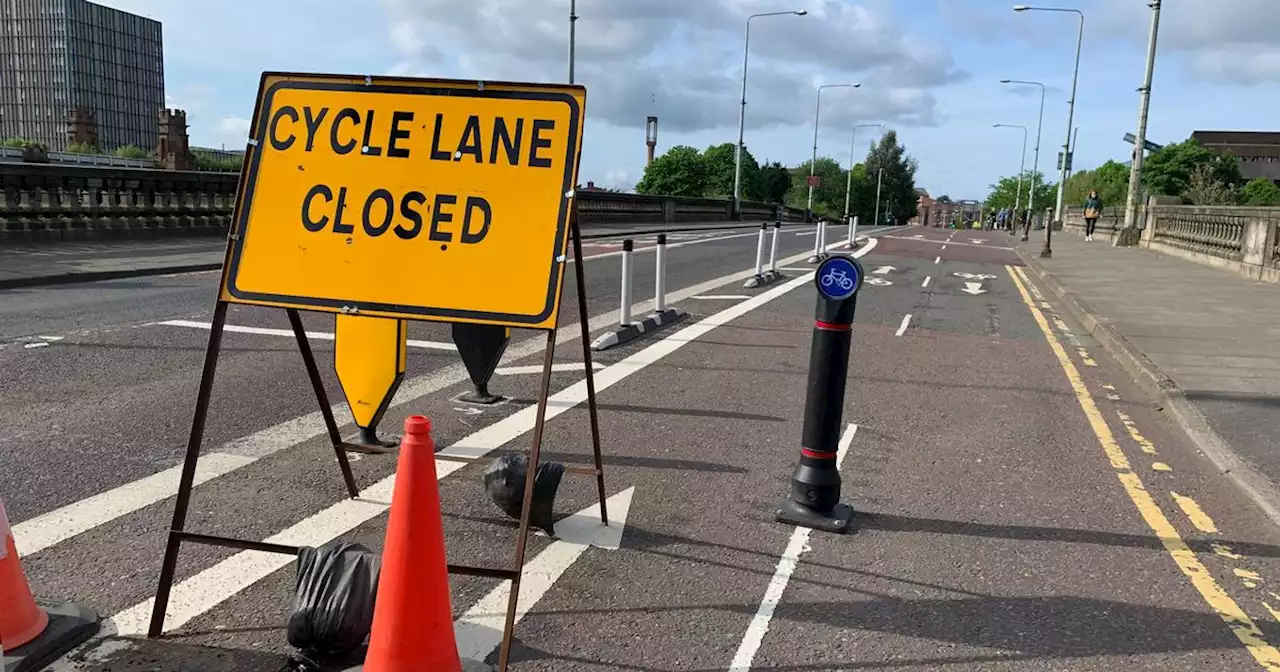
[1192,131,1280,185]
[0,0,164,151]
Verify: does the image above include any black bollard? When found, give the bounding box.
[775,254,864,534]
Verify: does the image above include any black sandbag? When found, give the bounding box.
[483,453,565,536]
[285,540,381,666]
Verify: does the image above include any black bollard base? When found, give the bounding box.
[458,383,506,405]
[345,426,399,454]
[774,498,856,534]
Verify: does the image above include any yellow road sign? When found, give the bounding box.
[334,314,407,430]
[219,72,587,329]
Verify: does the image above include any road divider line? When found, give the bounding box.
[895,314,912,337]
[934,256,941,264]
[17,231,892,564]
[729,424,858,672]
[156,320,457,351]
[922,276,931,288]
[494,362,603,376]
[1008,264,1280,670]
[1172,492,1220,534]
[93,236,883,645]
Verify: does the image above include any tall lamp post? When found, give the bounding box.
[1001,79,1046,241]
[1121,0,1161,245]
[843,123,883,223]
[1014,4,1084,259]
[993,124,1028,226]
[568,0,577,83]
[733,10,808,216]
[807,82,861,220]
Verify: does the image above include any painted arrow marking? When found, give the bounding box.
[864,277,893,286]
[969,238,987,244]
[454,487,636,661]
[961,282,987,295]
[872,265,896,275]
[953,272,997,280]
[454,406,483,416]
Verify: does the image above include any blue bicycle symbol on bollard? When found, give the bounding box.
[820,268,855,291]
[815,256,863,301]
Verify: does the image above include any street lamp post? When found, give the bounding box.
[843,123,883,222]
[1001,79,1046,241]
[1121,0,1161,245]
[807,82,861,220]
[733,10,808,216]
[993,124,1028,224]
[1014,4,1084,259]
[568,0,577,83]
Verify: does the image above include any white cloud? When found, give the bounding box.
[377,0,964,132]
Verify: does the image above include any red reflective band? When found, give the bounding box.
[814,320,851,332]
[801,447,838,460]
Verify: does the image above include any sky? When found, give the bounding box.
[97,0,1280,202]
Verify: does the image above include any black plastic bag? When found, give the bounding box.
[483,453,565,536]
[285,540,381,668]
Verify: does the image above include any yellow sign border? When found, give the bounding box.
[219,71,586,330]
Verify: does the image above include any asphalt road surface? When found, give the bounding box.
[7,225,1280,671]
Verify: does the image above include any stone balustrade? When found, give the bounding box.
[0,163,808,242]
[1058,202,1280,283]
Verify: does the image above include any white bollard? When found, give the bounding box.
[819,219,828,252]
[619,238,633,326]
[768,221,781,272]
[752,223,767,277]
[653,234,667,313]
[807,218,823,263]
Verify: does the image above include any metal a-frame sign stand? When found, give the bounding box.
[146,72,608,672]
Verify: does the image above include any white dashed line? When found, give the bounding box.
[934,256,941,264]
[922,276,931,288]
[895,314,912,336]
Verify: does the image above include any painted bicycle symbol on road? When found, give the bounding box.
[821,269,856,291]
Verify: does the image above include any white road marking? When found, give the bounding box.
[934,256,941,264]
[729,424,858,672]
[940,245,947,250]
[922,276,932,288]
[79,237,886,646]
[896,314,912,336]
[692,294,751,301]
[20,230,895,577]
[493,362,603,376]
[454,488,635,661]
[780,267,810,272]
[23,342,49,349]
[155,320,457,351]
[961,282,987,295]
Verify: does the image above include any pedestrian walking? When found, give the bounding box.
[1083,190,1101,242]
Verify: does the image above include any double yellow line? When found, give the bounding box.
[1007,264,1280,670]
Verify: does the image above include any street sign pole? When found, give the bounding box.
[775,255,863,534]
[1121,0,1161,245]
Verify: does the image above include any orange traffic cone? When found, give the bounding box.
[0,499,49,651]
[363,416,462,671]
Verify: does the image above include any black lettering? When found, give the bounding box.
[455,115,483,162]
[331,108,359,155]
[332,186,355,234]
[460,196,491,244]
[396,191,426,240]
[489,117,523,165]
[301,184,331,231]
[429,193,457,242]
[388,111,414,158]
[528,119,555,168]
[302,107,328,151]
[268,105,298,151]
[360,109,383,156]
[362,189,394,237]
[430,113,451,161]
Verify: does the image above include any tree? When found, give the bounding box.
[114,145,149,159]
[760,161,791,204]
[1239,177,1280,206]
[1184,164,1238,205]
[636,145,709,197]
[936,194,952,204]
[984,170,1056,212]
[784,157,847,217]
[1063,159,1129,208]
[862,130,919,224]
[702,143,763,201]
[1142,137,1243,200]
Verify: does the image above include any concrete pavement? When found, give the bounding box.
[7,226,1280,670]
[1014,229,1280,529]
